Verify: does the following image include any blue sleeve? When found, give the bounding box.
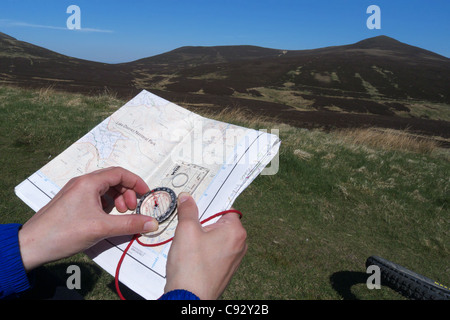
[158,289,200,300]
[0,224,31,299]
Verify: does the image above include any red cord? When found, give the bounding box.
[114,209,242,300]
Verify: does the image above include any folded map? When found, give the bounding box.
[15,90,281,299]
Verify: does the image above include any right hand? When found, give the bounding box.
[164,193,247,300]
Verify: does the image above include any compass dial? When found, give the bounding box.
[136,187,177,223]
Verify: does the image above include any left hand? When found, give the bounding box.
[18,167,159,272]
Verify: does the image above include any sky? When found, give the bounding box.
[0,0,449,63]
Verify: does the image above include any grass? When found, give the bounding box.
[0,85,448,300]
[336,127,440,154]
[226,126,449,299]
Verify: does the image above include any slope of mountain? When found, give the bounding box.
[0,32,135,94]
[135,35,449,104]
[128,45,287,70]
[1,32,449,138]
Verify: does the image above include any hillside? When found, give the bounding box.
[0,32,134,94]
[1,32,449,138]
[128,45,287,70]
[130,35,450,103]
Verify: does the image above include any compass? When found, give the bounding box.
[136,187,177,223]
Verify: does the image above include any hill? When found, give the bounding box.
[0,32,135,94]
[128,44,287,70]
[1,32,449,138]
[130,35,449,103]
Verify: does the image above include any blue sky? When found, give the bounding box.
[0,0,449,63]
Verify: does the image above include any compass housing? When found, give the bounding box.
[136,187,177,223]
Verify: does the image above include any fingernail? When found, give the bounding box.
[143,219,158,232]
[178,192,192,204]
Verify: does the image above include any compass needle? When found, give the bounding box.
[136,187,178,224]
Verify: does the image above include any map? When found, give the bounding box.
[15,90,281,299]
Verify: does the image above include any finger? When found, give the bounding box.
[176,193,200,224]
[102,188,119,209]
[215,207,242,221]
[216,209,242,223]
[101,185,139,213]
[114,189,139,212]
[203,211,243,232]
[114,195,128,213]
[92,167,150,196]
[103,214,159,237]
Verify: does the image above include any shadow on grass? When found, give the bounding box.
[16,261,146,300]
[107,279,145,300]
[18,262,101,300]
[329,271,369,300]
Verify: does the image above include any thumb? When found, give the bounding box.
[176,193,200,224]
[104,214,159,236]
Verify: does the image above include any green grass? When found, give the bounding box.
[0,85,448,300]
[225,127,449,299]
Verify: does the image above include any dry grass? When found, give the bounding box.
[199,106,278,129]
[36,84,56,102]
[336,127,440,154]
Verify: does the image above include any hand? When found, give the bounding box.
[18,167,159,272]
[164,193,247,300]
